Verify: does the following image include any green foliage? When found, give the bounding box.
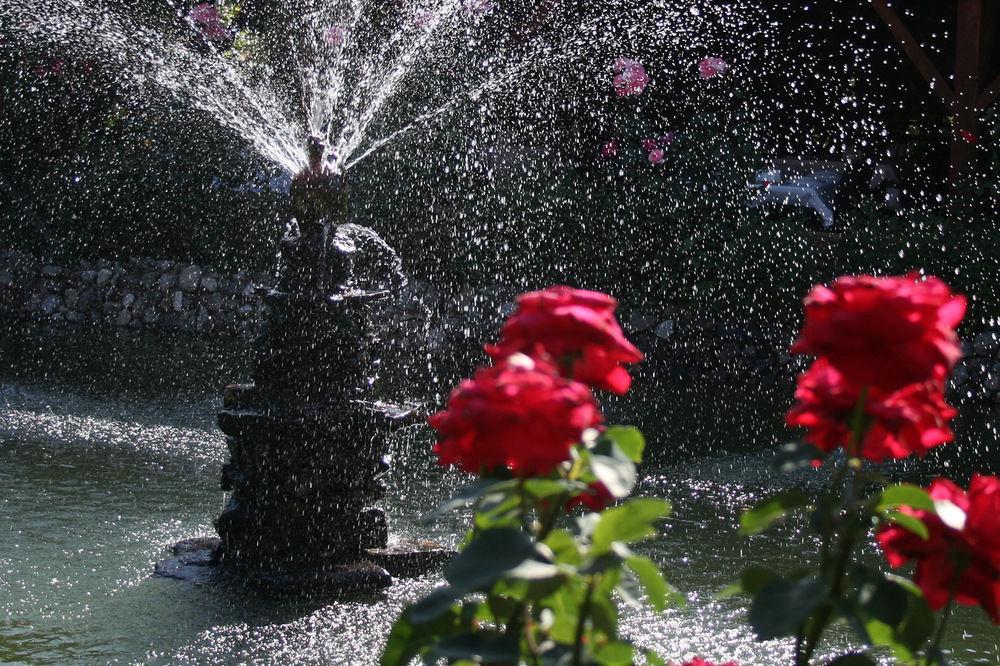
[734,414,956,665]
[382,424,682,666]
[739,489,812,535]
[749,576,828,640]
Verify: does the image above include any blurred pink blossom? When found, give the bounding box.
[464,0,494,15]
[600,141,619,158]
[699,56,729,80]
[187,3,229,42]
[648,148,665,164]
[413,9,436,30]
[641,138,658,151]
[187,3,218,24]
[612,58,650,97]
[323,25,347,47]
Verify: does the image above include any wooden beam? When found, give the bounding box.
[978,73,1000,111]
[871,0,954,105]
[513,0,561,45]
[950,0,984,182]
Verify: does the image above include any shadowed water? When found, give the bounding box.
[1,324,997,665]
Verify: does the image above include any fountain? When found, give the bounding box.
[156,137,451,594]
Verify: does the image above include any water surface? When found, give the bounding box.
[1,324,997,664]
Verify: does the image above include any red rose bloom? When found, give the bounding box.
[877,475,1000,623]
[791,274,965,392]
[429,356,603,477]
[487,286,644,394]
[565,481,614,512]
[786,359,957,462]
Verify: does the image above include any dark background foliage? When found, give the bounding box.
[1,0,997,330]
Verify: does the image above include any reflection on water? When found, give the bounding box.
[0,323,997,664]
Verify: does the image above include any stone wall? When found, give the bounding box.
[953,330,1000,405]
[2,249,997,406]
[0,250,270,334]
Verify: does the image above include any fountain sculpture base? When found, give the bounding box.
[156,537,455,596]
[156,222,452,597]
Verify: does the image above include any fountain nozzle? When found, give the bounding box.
[291,136,348,231]
[305,135,326,170]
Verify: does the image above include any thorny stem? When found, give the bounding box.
[571,576,597,666]
[523,604,541,666]
[538,492,570,541]
[796,389,870,666]
[518,479,531,533]
[927,594,955,665]
[928,560,966,664]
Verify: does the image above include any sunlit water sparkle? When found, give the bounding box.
[1,327,997,665]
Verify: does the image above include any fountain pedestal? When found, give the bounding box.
[156,220,451,595]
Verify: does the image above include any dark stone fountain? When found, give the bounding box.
[156,139,450,595]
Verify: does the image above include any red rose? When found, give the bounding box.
[487,286,643,394]
[429,355,603,477]
[786,359,956,462]
[565,481,614,512]
[678,658,739,666]
[877,475,1000,623]
[791,274,965,392]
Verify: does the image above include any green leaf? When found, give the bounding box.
[719,566,779,600]
[421,479,515,523]
[826,655,877,666]
[444,528,551,592]
[749,576,827,640]
[877,577,935,661]
[544,581,584,643]
[426,632,519,663]
[741,566,780,595]
[524,478,576,501]
[590,453,637,498]
[594,641,634,666]
[380,605,461,666]
[475,492,521,530]
[644,650,667,666]
[877,485,935,512]
[507,558,563,582]
[410,586,460,624]
[591,498,671,554]
[740,489,812,535]
[486,593,521,620]
[880,510,930,540]
[590,592,619,637]
[603,426,646,463]
[626,555,683,612]
[772,441,824,472]
[856,575,909,628]
[379,609,420,666]
[544,530,583,566]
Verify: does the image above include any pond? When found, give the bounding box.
[1,323,997,665]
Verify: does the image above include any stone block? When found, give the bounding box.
[40,294,61,316]
[655,320,675,339]
[973,331,1000,357]
[179,265,203,292]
